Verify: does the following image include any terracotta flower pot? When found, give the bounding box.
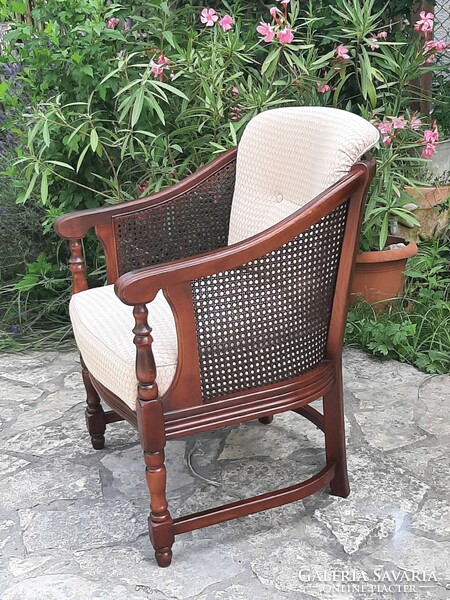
[351,236,418,307]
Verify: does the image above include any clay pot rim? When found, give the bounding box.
[405,184,450,194]
[356,237,418,264]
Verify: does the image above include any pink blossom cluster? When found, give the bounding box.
[335,44,350,60]
[256,0,294,45]
[106,17,120,30]
[367,30,388,50]
[423,39,450,63]
[421,123,439,158]
[414,11,434,34]
[375,115,439,159]
[376,115,412,145]
[149,53,172,81]
[200,8,233,32]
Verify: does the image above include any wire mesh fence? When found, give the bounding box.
[435,0,450,77]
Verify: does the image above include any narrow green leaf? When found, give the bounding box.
[90,128,99,152]
[40,170,48,204]
[131,87,145,127]
[43,121,50,147]
[77,145,90,173]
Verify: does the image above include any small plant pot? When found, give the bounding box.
[397,185,450,241]
[351,236,418,308]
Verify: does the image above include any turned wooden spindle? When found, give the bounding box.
[69,239,88,294]
[133,304,174,567]
[81,355,106,450]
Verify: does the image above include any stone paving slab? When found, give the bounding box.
[0,348,449,599]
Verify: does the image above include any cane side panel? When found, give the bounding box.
[113,160,236,275]
[191,201,349,402]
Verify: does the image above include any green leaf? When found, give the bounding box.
[145,94,165,125]
[11,1,26,14]
[229,121,238,146]
[77,145,90,173]
[261,47,281,76]
[149,80,189,101]
[90,129,99,152]
[23,172,38,202]
[163,30,176,48]
[46,160,74,171]
[43,121,50,147]
[40,170,48,204]
[131,87,145,127]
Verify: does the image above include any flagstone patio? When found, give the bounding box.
[0,348,449,600]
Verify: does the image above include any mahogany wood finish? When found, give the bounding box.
[55,148,375,567]
[81,355,106,450]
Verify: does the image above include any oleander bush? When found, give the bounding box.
[0,0,449,372]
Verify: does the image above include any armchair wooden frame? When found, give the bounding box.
[55,147,375,567]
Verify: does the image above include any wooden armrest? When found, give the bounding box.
[55,148,238,287]
[115,163,371,306]
[54,147,237,240]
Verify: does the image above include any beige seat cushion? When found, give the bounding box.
[70,286,177,410]
[228,107,379,244]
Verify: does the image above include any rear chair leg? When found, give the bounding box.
[323,377,350,498]
[81,356,106,450]
[258,415,274,425]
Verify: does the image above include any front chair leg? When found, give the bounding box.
[80,355,106,450]
[144,448,174,567]
[323,376,350,498]
[133,303,174,566]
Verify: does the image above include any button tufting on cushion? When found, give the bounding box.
[228,107,379,245]
[70,286,178,410]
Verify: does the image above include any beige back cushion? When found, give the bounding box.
[228,107,379,245]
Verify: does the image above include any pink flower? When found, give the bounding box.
[392,115,406,130]
[435,40,450,51]
[422,143,436,158]
[200,8,219,27]
[231,86,239,95]
[269,6,279,20]
[219,14,233,32]
[410,116,422,130]
[377,31,388,39]
[317,82,330,93]
[106,17,119,29]
[414,11,434,34]
[277,0,290,4]
[377,121,392,134]
[150,54,170,80]
[277,27,294,45]
[336,44,350,60]
[150,60,165,79]
[383,136,392,146]
[257,22,275,42]
[423,125,439,144]
[368,36,379,50]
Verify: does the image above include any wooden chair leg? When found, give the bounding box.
[258,415,274,425]
[323,375,350,498]
[80,356,106,450]
[144,447,174,567]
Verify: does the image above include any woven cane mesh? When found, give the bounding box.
[191,201,349,402]
[113,160,236,275]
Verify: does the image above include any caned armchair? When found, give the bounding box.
[55,107,378,567]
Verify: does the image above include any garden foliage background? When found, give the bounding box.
[0,0,449,373]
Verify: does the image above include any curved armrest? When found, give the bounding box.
[115,162,372,306]
[54,147,237,240]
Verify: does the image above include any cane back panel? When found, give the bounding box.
[113,159,237,275]
[191,201,349,402]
